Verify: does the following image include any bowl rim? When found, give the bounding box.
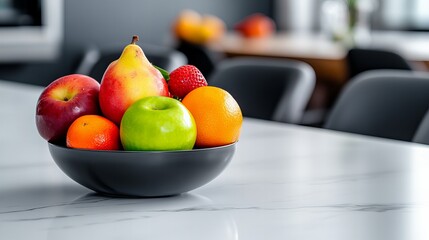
[48,141,237,154]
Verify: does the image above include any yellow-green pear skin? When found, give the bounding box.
[99,35,169,125]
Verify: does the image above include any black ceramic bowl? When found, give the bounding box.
[48,142,236,197]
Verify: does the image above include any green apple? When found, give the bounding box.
[120,96,197,151]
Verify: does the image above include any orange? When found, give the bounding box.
[173,10,226,44]
[66,115,121,150]
[182,86,242,148]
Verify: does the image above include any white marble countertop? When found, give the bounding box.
[1,80,429,239]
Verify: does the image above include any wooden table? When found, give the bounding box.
[2,80,429,239]
[208,31,429,85]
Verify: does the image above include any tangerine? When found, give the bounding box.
[66,115,121,150]
[182,86,242,148]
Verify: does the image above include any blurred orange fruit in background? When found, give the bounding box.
[182,86,242,148]
[173,9,225,44]
[66,115,121,150]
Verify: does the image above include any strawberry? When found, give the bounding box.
[168,65,208,99]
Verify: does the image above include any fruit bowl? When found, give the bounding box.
[48,142,236,197]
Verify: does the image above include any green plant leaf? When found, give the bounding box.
[153,65,170,81]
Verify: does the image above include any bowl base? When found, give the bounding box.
[94,190,182,199]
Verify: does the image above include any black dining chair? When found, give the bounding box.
[76,44,187,82]
[175,40,224,78]
[209,57,316,124]
[346,48,413,79]
[324,70,429,141]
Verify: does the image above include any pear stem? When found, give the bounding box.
[131,35,139,44]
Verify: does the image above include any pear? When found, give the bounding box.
[99,35,169,125]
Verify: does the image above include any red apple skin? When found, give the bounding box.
[234,13,276,38]
[36,74,100,143]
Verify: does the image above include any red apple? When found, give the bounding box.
[36,74,100,143]
[234,13,276,38]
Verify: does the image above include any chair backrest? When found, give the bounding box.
[346,48,413,79]
[209,57,315,124]
[412,110,429,145]
[76,44,187,82]
[175,40,223,78]
[324,70,429,141]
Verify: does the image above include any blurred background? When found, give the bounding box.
[1,0,429,126]
[0,0,270,85]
